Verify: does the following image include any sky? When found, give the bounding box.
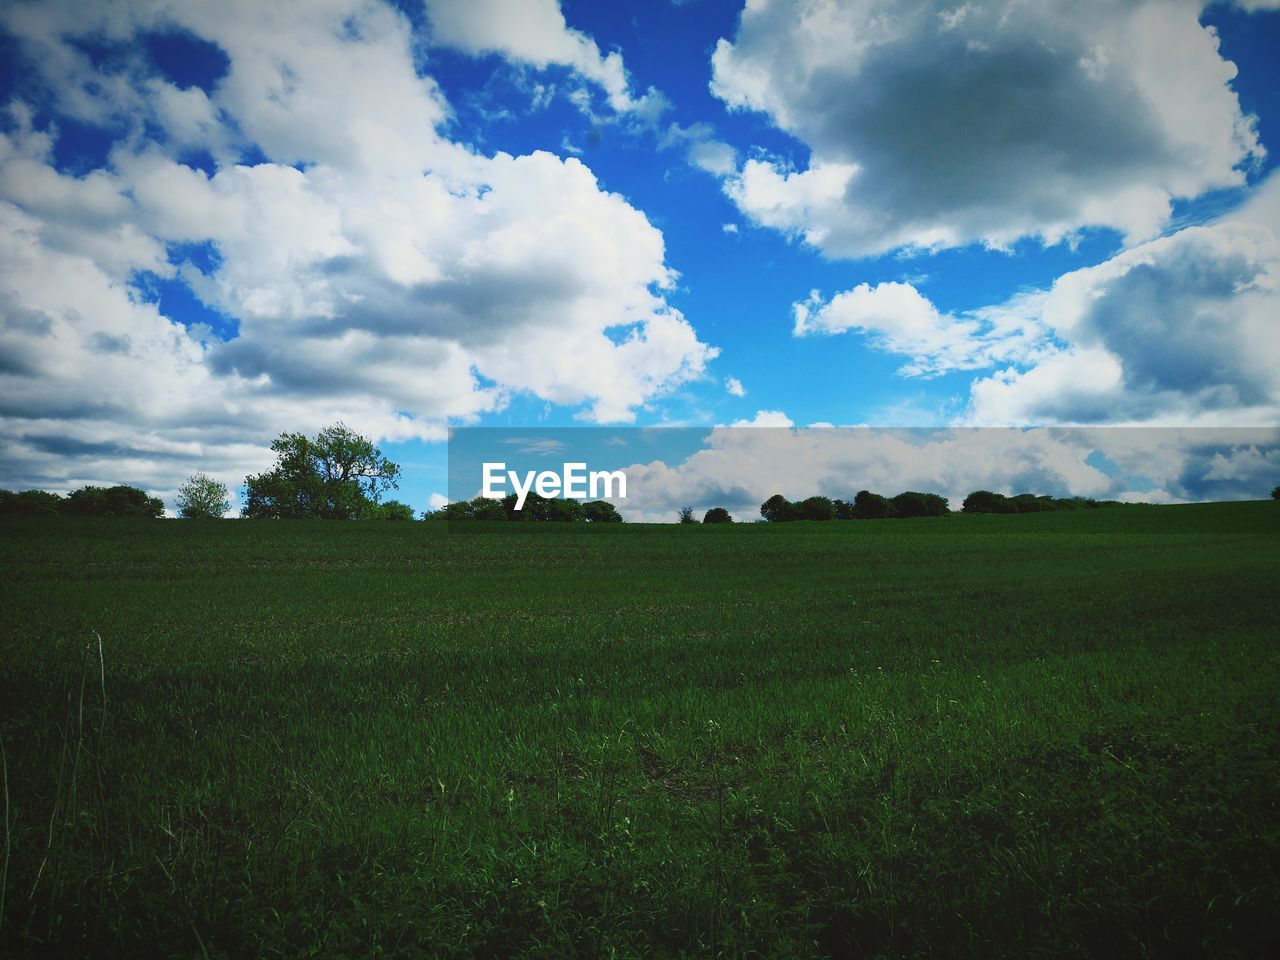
[1,0,1278,516]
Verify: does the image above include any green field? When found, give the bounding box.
[1,503,1278,958]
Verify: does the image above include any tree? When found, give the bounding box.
[546,497,586,522]
[678,505,698,524]
[584,500,624,523]
[703,506,733,524]
[243,423,400,519]
[852,490,892,520]
[176,473,229,519]
[760,494,796,522]
[962,490,1016,514]
[796,495,835,521]
[62,484,163,518]
[1273,485,1280,501]
[469,497,509,521]
[891,491,949,518]
[0,489,63,517]
[890,491,927,518]
[833,498,856,520]
[377,500,415,521]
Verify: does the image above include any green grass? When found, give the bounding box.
[1,503,1278,958]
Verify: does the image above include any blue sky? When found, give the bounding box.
[1,0,1278,514]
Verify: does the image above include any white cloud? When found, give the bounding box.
[725,376,746,397]
[792,171,1280,429]
[611,425,1280,521]
[793,281,1051,376]
[661,121,738,175]
[712,0,1264,257]
[0,0,715,502]
[965,175,1280,426]
[423,0,667,121]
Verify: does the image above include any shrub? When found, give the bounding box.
[0,489,64,517]
[62,485,163,518]
[852,490,893,520]
[584,501,624,523]
[703,507,733,524]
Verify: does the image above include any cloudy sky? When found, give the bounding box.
[1,0,1278,513]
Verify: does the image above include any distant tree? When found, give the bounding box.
[888,491,949,518]
[890,492,930,518]
[678,505,698,524]
[0,489,64,517]
[62,484,163,518]
[703,506,733,524]
[547,497,586,522]
[584,500,624,523]
[377,500,415,521]
[176,473,230,519]
[962,490,1017,514]
[1009,492,1050,513]
[852,490,893,520]
[760,494,796,522]
[469,497,509,521]
[796,495,835,521]
[832,498,856,520]
[1273,485,1280,501]
[424,497,508,521]
[243,423,400,519]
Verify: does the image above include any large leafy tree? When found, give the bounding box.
[177,473,230,519]
[243,423,400,519]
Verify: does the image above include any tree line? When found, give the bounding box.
[0,424,412,520]
[5,422,1275,520]
[665,488,1130,524]
[0,424,621,522]
[426,494,623,523]
[0,485,164,518]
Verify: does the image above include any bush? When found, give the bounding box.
[377,500,416,521]
[0,489,64,517]
[62,485,163,518]
[584,501,623,523]
[794,495,834,521]
[703,507,733,524]
[963,490,1007,514]
[852,490,893,520]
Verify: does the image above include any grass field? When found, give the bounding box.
[1,503,1278,958]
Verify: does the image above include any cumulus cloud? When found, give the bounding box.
[793,281,1051,376]
[611,425,1280,521]
[0,0,715,503]
[725,376,746,397]
[712,0,1264,257]
[965,175,1280,426]
[792,170,1280,428]
[423,0,667,121]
